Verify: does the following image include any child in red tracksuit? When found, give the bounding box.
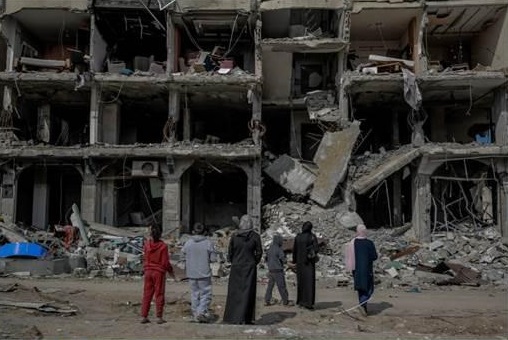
[141,226,175,324]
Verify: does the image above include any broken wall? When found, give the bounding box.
[91,16,108,73]
[472,8,508,70]
[4,0,87,14]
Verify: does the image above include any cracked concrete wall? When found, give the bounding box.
[473,7,508,70]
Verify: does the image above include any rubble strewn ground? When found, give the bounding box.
[0,277,506,339]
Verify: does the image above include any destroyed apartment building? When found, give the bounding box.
[0,0,507,261]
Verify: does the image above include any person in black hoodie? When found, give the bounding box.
[264,233,293,306]
[292,221,319,310]
[223,215,262,324]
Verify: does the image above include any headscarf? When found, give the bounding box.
[356,224,367,238]
[238,214,253,231]
[345,224,368,272]
[302,221,313,233]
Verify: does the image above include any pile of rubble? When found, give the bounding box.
[0,208,146,278]
[2,198,506,288]
[261,198,508,287]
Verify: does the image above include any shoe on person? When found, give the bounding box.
[197,314,209,323]
[264,301,272,306]
[359,306,368,317]
[140,318,150,324]
[156,318,167,324]
[283,300,295,306]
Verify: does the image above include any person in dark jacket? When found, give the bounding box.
[292,221,319,310]
[264,233,293,306]
[223,215,262,324]
[141,225,175,324]
[181,223,217,323]
[345,224,378,316]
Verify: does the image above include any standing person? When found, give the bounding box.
[264,233,293,306]
[181,223,217,323]
[292,221,319,310]
[140,225,176,324]
[345,224,378,316]
[223,215,262,324]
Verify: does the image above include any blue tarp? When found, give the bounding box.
[0,243,47,258]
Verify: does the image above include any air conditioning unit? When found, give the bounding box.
[131,161,159,177]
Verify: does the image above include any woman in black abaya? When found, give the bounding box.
[292,221,319,310]
[223,215,262,324]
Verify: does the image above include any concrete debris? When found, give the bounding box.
[261,198,508,287]
[263,154,316,195]
[351,144,420,194]
[305,90,342,121]
[0,300,78,314]
[311,122,361,206]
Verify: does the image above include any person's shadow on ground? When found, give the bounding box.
[314,301,343,311]
[367,301,393,315]
[256,311,297,325]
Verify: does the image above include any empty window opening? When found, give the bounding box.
[175,12,255,74]
[114,177,163,227]
[10,9,90,72]
[186,163,247,230]
[425,6,507,70]
[430,160,498,233]
[185,96,251,144]
[262,9,339,39]
[94,9,167,72]
[12,98,90,145]
[16,165,82,229]
[356,172,413,229]
[293,53,337,97]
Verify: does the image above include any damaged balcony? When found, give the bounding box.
[424,0,508,73]
[261,8,347,53]
[0,7,90,88]
[169,10,260,90]
[349,1,423,73]
[260,0,346,12]
[176,0,253,12]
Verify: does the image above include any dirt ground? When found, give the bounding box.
[0,276,506,339]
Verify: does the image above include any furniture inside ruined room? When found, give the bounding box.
[15,56,71,72]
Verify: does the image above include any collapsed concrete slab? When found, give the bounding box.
[264,154,316,195]
[352,147,421,195]
[310,121,360,206]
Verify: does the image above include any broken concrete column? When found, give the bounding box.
[168,91,180,142]
[101,102,121,144]
[0,168,16,223]
[411,173,431,242]
[238,160,262,232]
[80,165,97,223]
[163,176,180,235]
[497,172,508,238]
[89,85,101,145]
[161,159,193,235]
[32,166,49,229]
[392,110,402,227]
[37,104,51,143]
[99,179,115,225]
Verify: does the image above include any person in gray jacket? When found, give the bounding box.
[264,233,293,306]
[182,223,217,323]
